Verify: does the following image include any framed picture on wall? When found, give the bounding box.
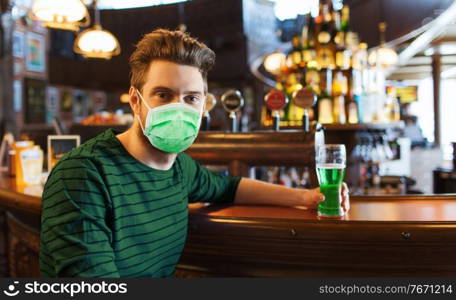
[25,32,46,73]
[13,31,25,58]
[24,78,46,124]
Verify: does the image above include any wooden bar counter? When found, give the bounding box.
[0,172,456,277]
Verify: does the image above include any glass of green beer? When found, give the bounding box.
[316,144,346,217]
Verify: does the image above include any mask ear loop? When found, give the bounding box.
[136,89,150,133]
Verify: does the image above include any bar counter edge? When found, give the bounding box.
[1,175,456,277]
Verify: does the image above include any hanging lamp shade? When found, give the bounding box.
[30,0,90,31]
[74,24,121,59]
[368,46,398,69]
[368,22,398,69]
[73,0,120,60]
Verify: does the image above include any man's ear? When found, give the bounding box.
[129,86,141,116]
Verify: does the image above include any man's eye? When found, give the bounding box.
[185,95,200,103]
[156,92,171,100]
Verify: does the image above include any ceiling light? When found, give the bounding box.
[30,0,90,31]
[368,22,398,69]
[74,0,120,59]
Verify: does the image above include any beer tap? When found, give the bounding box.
[292,87,317,133]
[221,90,244,132]
[264,89,288,131]
[202,93,217,131]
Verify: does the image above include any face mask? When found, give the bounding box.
[136,89,201,153]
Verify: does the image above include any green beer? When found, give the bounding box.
[317,163,345,217]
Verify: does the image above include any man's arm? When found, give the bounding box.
[180,153,349,211]
[234,178,350,212]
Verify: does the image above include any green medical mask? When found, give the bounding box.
[136,89,201,153]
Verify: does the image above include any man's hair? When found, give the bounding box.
[129,28,215,92]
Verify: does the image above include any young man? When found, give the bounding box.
[40,29,349,278]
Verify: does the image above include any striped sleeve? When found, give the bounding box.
[40,158,119,278]
[178,153,241,204]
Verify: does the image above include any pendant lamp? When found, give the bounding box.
[30,0,90,31]
[73,0,120,59]
[368,22,398,69]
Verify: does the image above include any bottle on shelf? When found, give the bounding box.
[261,0,390,128]
[316,0,335,70]
[332,70,348,124]
[299,167,311,189]
[317,68,333,124]
[347,99,359,124]
[301,13,317,67]
[385,87,401,122]
[288,34,303,72]
[347,70,359,124]
[352,42,368,71]
[334,7,351,71]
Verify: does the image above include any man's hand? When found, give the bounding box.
[300,182,350,213]
[234,178,350,213]
[341,182,350,213]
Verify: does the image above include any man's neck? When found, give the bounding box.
[116,121,177,171]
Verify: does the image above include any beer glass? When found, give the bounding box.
[316,144,346,217]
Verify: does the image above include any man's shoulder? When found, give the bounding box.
[56,129,119,165]
[176,152,197,169]
[177,152,192,163]
[47,130,122,183]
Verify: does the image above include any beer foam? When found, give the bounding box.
[316,163,346,169]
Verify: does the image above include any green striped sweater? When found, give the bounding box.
[40,129,241,277]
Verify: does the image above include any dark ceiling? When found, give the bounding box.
[48,0,455,91]
[347,0,454,47]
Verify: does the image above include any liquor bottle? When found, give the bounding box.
[317,1,332,45]
[332,69,348,96]
[299,167,311,189]
[352,42,368,70]
[317,68,333,124]
[282,65,306,126]
[301,13,317,67]
[334,9,351,71]
[317,47,335,70]
[289,34,303,71]
[347,98,359,124]
[385,94,401,122]
[284,35,299,74]
[316,0,335,70]
[315,0,324,25]
[391,97,401,122]
[333,95,347,124]
[347,69,360,124]
[340,5,358,49]
[334,72,348,124]
[340,5,350,32]
[305,63,320,95]
[335,49,351,71]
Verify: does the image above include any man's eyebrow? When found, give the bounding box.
[183,91,203,95]
[148,87,203,96]
[149,86,174,94]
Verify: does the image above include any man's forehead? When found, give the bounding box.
[143,60,205,92]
